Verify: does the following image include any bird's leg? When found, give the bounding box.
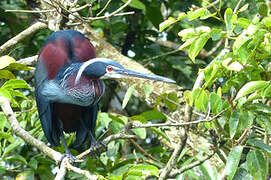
[59,121,76,164]
[88,132,107,158]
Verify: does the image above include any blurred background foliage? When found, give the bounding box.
[1,0,271,179]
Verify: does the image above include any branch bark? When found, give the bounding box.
[0,22,47,55]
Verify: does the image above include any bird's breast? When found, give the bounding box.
[41,74,105,106]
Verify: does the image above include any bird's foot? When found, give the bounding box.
[59,152,77,165]
[90,140,107,159]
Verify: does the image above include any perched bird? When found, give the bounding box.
[34,30,175,161]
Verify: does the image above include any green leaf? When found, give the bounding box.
[0,70,15,79]
[122,84,136,109]
[163,92,179,111]
[189,33,210,62]
[132,128,146,139]
[5,154,27,164]
[16,170,34,180]
[235,81,269,100]
[238,4,249,13]
[8,89,27,99]
[145,3,163,29]
[0,56,16,69]
[262,17,271,27]
[128,164,159,178]
[98,112,112,129]
[187,8,206,21]
[195,90,208,112]
[224,8,233,33]
[258,2,268,17]
[2,138,24,157]
[141,110,166,121]
[0,132,15,143]
[149,127,170,142]
[230,109,240,138]
[2,79,30,89]
[225,146,243,180]
[5,63,33,71]
[247,139,271,155]
[29,158,38,170]
[247,150,267,180]
[0,88,12,100]
[121,0,146,11]
[210,93,222,114]
[159,17,176,32]
[184,90,193,106]
[237,18,251,28]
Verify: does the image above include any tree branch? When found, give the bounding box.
[0,97,62,162]
[0,22,47,55]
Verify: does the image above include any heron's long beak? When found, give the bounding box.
[111,68,176,84]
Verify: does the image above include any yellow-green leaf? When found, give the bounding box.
[0,56,16,69]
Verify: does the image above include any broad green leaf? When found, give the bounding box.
[177,12,187,21]
[200,160,218,180]
[121,0,146,11]
[230,109,240,138]
[224,8,233,33]
[141,110,166,121]
[98,112,112,129]
[0,70,15,79]
[187,8,206,21]
[178,29,196,41]
[262,17,271,27]
[8,89,27,99]
[189,33,210,62]
[142,85,152,98]
[5,154,27,164]
[210,92,222,114]
[122,84,136,109]
[184,90,193,106]
[247,150,266,180]
[225,146,243,180]
[5,63,33,71]
[2,138,24,157]
[195,90,209,112]
[128,164,159,178]
[238,4,249,13]
[132,128,146,139]
[145,3,163,29]
[0,88,12,100]
[0,132,15,143]
[0,56,16,69]
[247,139,271,155]
[237,18,251,28]
[263,85,271,97]
[258,2,268,17]
[159,17,176,32]
[2,79,30,89]
[235,81,269,100]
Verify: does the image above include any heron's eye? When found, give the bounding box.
[106,65,113,72]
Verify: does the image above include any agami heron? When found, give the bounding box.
[34,30,175,161]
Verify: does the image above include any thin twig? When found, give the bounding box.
[129,139,163,164]
[0,22,47,55]
[96,0,112,16]
[233,0,244,14]
[131,109,227,129]
[5,9,55,13]
[76,133,137,159]
[84,0,133,20]
[159,131,187,179]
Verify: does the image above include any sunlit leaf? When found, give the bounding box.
[128,164,159,178]
[122,84,136,109]
[0,55,15,69]
[0,70,15,79]
[235,81,269,100]
[225,146,243,180]
[189,33,210,62]
[159,17,176,32]
[132,128,146,139]
[247,150,266,180]
[5,154,27,164]
[230,109,240,138]
[121,0,146,11]
[187,8,206,21]
[2,79,30,89]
